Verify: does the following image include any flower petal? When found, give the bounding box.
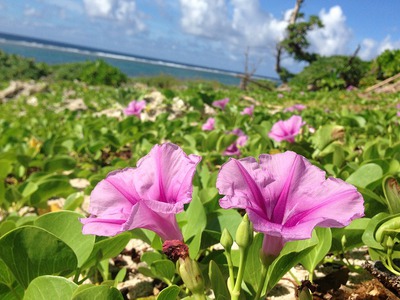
[133,143,201,214]
[268,115,304,143]
[281,177,364,239]
[217,157,274,214]
[123,202,183,241]
[212,98,229,110]
[87,168,139,217]
[255,151,364,241]
[81,217,125,236]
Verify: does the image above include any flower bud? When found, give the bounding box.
[178,257,205,296]
[235,214,253,249]
[383,176,400,214]
[220,228,233,251]
[385,235,394,252]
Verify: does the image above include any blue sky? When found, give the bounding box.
[0,0,399,77]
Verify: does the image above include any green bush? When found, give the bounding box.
[289,55,370,90]
[51,60,127,86]
[133,73,182,89]
[0,50,49,82]
[373,49,400,79]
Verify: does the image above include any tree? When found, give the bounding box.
[239,47,261,90]
[275,0,323,82]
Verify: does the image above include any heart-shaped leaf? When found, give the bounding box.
[24,275,78,300]
[0,226,77,288]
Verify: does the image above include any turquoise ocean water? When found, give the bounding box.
[0,33,278,86]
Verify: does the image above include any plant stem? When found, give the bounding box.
[73,268,81,283]
[224,251,235,292]
[289,269,301,284]
[387,255,400,276]
[231,247,248,300]
[254,264,268,300]
[192,293,207,300]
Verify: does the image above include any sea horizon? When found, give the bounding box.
[0,32,279,86]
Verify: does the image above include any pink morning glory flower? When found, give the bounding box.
[397,111,400,117]
[268,115,305,143]
[240,105,254,116]
[216,151,364,258]
[124,100,146,117]
[223,129,248,156]
[81,143,201,241]
[283,104,306,112]
[202,117,215,131]
[212,98,229,110]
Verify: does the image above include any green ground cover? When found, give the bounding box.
[0,54,399,299]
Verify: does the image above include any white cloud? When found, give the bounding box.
[358,38,376,60]
[179,0,231,38]
[83,0,146,32]
[178,0,288,51]
[83,0,114,17]
[177,0,293,75]
[24,7,40,17]
[230,0,288,48]
[359,36,400,60]
[307,6,352,56]
[40,0,84,14]
[377,35,400,53]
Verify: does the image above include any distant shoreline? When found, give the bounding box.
[0,32,279,83]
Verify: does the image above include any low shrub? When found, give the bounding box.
[289,55,370,90]
[0,50,49,82]
[50,60,127,86]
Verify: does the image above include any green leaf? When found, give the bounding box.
[346,163,383,188]
[0,282,24,300]
[141,252,163,266]
[151,260,176,282]
[80,232,131,270]
[362,213,390,251]
[0,160,13,179]
[156,284,180,300]
[266,231,319,293]
[0,226,77,288]
[183,192,207,258]
[72,285,123,300]
[242,233,263,293]
[24,275,78,300]
[43,155,77,172]
[30,176,75,205]
[183,192,206,239]
[209,209,242,239]
[63,192,85,211]
[299,227,332,276]
[331,218,371,253]
[114,268,127,287]
[0,259,14,286]
[357,186,386,205]
[130,228,155,245]
[20,182,38,198]
[204,131,220,151]
[216,134,237,153]
[208,260,230,300]
[311,125,344,151]
[0,221,16,238]
[34,211,95,268]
